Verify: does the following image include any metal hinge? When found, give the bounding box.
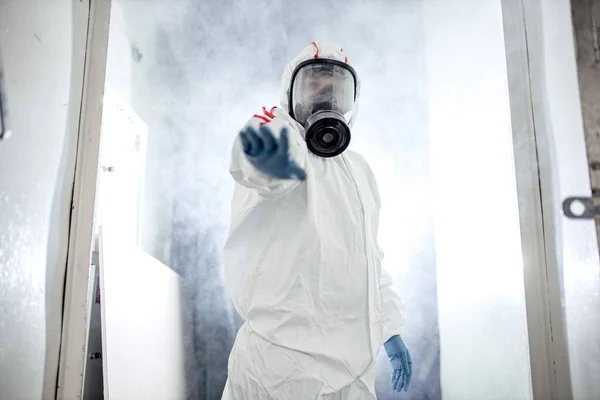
[563,197,600,219]
[91,250,99,266]
[0,50,10,141]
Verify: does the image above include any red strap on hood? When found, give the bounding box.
[311,41,319,59]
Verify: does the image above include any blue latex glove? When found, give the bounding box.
[384,335,412,392]
[239,125,307,180]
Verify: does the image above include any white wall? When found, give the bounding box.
[423,0,533,398]
[99,226,186,400]
[0,1,87,399]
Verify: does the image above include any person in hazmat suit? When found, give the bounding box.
[222,41,412,400]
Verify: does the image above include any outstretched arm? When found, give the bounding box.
[230,110,307,198]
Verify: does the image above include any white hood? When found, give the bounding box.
[279,41,362,128]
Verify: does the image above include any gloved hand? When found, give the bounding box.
[384,335,412,392]
[239,125,307,180]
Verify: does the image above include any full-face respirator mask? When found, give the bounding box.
[288,59,357,158]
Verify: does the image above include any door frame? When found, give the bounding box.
[501,0,567,398]
[503,0,600,398]
[56,0,112,398]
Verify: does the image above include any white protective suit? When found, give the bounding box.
[222,42,406,400]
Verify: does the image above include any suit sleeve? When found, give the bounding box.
[378,245,407,340]
[360,155,407,340]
